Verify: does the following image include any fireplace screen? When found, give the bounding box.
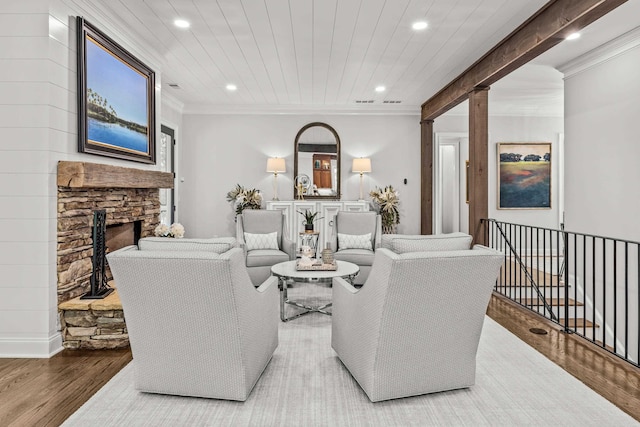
[81,209,114,299]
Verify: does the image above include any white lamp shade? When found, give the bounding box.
[266,157,286,173]
[352,158,372,173]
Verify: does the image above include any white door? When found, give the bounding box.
[434,133,469,234]
[159,125,175,224]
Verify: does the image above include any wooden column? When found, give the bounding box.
[420,119,434,235]
[468,88,489,244]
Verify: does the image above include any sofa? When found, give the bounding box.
[381,231,472,253]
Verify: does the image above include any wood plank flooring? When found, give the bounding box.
[0,348,131,427]
[487,294,640,421]
[0,294,638,425]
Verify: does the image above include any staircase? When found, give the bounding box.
[496,258,600,341]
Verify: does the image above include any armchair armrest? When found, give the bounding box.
[373,215,382,249]
[282,236,296,260]
[256,275,278,293]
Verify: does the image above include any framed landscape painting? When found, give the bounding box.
[497,142,551,209]
[77,17,156,164]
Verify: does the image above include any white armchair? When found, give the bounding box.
[331,246,503,402]
[237,210,296,286]
[106,246,278,401]
[329,211,382,285]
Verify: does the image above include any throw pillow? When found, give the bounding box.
[338,233,372,250]
[244,231,279,251]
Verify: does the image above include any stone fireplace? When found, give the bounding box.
[57,161,173,349]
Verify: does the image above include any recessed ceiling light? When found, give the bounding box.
[174,19,190,29]
[412,21,428,30]
[566,32,580,40]
[226,84,237,91]
[375,86,386,93]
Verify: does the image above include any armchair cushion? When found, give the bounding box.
[246,249,290,268]
[337,233,373,250]
[138,237,237,253]
[244,231,279,251]
[333,249,375,267]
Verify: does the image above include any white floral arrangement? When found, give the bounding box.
[370,185,400,234]
[154,222,185,238]
[226,184,263,215]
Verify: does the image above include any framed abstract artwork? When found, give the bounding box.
[497,142,551,209]
[77,17,156,164]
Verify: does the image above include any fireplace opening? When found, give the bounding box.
[106,221,142,253]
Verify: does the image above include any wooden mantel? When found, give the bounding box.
[57,161,174,189]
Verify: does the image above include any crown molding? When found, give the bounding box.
[558,26,640,78]
[161,92,185,114]
[181,103,421,116]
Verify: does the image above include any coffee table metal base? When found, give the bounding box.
[278,278,333,322]
[271,260,359,322]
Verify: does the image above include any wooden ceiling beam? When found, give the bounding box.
[420,0,628,121]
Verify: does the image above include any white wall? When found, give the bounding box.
[0,0,172,357]
[435,114,564,230]
[563,44,640,242]
[179,114,421,238]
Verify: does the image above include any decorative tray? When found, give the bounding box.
[296,260,337,271]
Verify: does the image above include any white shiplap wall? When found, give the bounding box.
[0,0,167,357]
[0,2,59,357]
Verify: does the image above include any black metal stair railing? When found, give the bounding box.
[482,218,640,369]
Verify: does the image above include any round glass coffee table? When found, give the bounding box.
[271,260,359,322]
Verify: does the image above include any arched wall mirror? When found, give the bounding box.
[294,122,341,199]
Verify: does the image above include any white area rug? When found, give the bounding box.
[63,286,636,426]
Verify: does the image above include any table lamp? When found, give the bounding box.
[352,158,371,201]
[266,157,286,200]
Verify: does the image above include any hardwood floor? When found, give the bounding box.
[0,294,638,425]
[487,294,640,421]
[0,348,131,427]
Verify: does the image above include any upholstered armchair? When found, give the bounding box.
[106,246,278,401]
[329,211,382,285]
[331,246,503,402]
[236,210,296,286]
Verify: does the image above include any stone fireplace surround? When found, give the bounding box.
[57,161,173,349]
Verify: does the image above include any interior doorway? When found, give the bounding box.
[434,133,469,234]
[160,125,176,224]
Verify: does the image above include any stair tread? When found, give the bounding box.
[561,318,599,328]
[519,298,583,306]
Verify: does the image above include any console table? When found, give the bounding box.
[266,200,369,253]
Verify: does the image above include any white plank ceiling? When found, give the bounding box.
[87,0,639,114]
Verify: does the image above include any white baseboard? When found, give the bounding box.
[0,333,63,358]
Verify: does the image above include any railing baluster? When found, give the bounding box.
[624,242,628,360]
[614,241,618,353]
[592,236,596,343]
[603,238,607,349]
[543,229,547,311]
[583,235,586,339]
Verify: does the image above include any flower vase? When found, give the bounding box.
[321,243,334,265]
[304,223,314,232]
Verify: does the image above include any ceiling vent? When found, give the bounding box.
[168,83,180,88]
[382,100,402,104]
[355,100,375,103]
